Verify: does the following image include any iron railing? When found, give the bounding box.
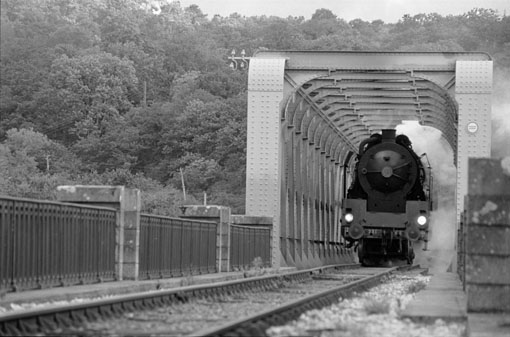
[230,224,272,270]
[458,209,467,289]
[139,214,217,279]
[1,196,274,290]
[0,197,117,291]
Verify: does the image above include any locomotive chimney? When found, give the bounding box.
[381,129,396,142]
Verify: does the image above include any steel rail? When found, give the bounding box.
[191,267,397,337]
[0,264,359,336]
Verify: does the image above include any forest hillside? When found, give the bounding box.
[1,0,509,214]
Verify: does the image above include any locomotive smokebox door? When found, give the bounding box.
[357,132,418,213]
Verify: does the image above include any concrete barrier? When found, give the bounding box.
[465,157,510,312]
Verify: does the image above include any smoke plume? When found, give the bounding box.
[396,122,456,272]
[491,67,510,158]
[491,102,510,158]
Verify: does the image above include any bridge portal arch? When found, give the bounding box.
[245,51,492,268]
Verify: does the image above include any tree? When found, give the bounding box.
[124,103,178,179]
[35,51,138,142]
[171,96,246,165]
[398,40,465,52]
[0,128,77,199]
[4,128,81,174]
[183,4,208,25]
[302,8,347,40]
[0,86,18,139]
[311,8,337,21]
[0,143,39,197]
[259,17,303,49]
[72,117,141,173]
[198,68,247,99]
[461,8,501,49]
[173,154,221,195]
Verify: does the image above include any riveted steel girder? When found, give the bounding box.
[454,60,493,228]
[290,74,458,144]
[246,51,492,269]
[256,50,490,70]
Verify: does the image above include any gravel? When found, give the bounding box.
[267,274,466,337]
[0,269,366,336]
[59,274,362,336]
[2,271,467,337]
[0,295,117,315]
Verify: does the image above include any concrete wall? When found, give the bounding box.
[465,157,510,312]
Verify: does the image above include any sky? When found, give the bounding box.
[178,0,509,22]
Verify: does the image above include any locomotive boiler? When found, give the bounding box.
[341,129,431,265]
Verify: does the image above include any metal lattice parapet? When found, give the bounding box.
[0,196,117,291]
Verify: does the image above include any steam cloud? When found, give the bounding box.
[395,73,510,270]
[396,122,456,272]
[491,102,510,158]
[492,68,510,158]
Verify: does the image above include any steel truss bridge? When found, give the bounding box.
[244,51,492,268]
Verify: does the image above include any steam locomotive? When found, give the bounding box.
[341,129,431,265]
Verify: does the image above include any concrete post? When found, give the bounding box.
[180,205,231,272]
[56,185,141,281]
[465,157,510,312]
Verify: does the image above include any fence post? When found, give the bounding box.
[180,205,231,272]
[56,186,141,281]
[465,157,510,312]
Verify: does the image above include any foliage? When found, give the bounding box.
[1,0,509,215]
[0,129,76,199]
[72,116,141,172]
[5,128,81,173]
[72,168,197,215]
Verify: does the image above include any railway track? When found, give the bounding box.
[0,264,399,336]
[194,267,396,337]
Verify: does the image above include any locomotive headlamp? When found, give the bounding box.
[417,215,427,226]
[344,213,354,223]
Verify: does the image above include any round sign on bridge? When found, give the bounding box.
[467,122,478,133]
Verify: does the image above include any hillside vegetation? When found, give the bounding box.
[1,0,509,214]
